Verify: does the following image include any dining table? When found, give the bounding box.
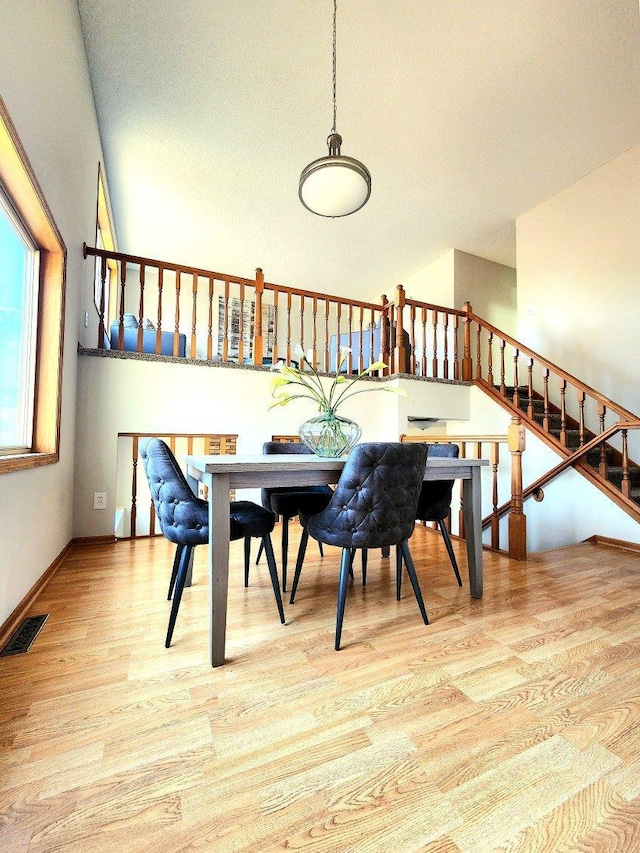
[186,453,489,667]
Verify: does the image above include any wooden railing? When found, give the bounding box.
[400,419,526,559]
[116,432,238,539]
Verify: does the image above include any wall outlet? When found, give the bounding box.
[93,492,107,510]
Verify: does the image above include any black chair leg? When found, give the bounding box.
[255,539,264,565]
[281,516,290,592]
[168,544,183,600]
[261,534,285,623]
[395,544,403,600]
[289,528,309,604]
[362,549,368,586]
[318,541,324,558]
[439,521,463,586]
[335,547,352,650]
[399,540,429,625]
[244,535,251,587]
[166,544,192,647]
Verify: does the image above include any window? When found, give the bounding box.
[0,187,39,451]
[0,94,66,473]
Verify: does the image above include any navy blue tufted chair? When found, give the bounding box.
[289,442,430,650]
[140,438,285,647]
[259,441,333,592]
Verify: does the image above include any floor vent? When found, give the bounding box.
[0,614,49,657]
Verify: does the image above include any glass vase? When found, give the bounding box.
[298,411,362,458]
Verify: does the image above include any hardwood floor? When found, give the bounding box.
[1,529,640,851]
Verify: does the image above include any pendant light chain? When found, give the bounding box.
[332,0,337,134]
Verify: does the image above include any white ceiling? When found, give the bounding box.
[78,0,640,301]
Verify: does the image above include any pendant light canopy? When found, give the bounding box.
[299,0,371,218]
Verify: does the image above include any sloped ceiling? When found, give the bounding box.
[78,0,640,300]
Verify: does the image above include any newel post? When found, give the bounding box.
[507,416,527,560]
[462,301,473,381]
[254,267,264,365]
[394,284,407,375]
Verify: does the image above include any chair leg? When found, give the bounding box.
[395,544,403,600]
[348,548,356,579]
[255,539,264,565]
[244,535,252,587]
[166,544,192,647]
[281,517,290,593]
[289,527,309,604]
[335,547,352,650]
[362,549,368,586]
[261,534,286,624]
[399,540,429,625]
[438,521,463,586]
[168,544,183,600]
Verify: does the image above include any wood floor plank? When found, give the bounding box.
[1,532,640,850]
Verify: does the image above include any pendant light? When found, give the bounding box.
[299,0,371,218]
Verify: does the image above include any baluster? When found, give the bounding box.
[527,359,534,419]
[499,339,506,395]
[131,435,138,538]
[173,269,182,358]
[311,296,318,371]
[190,272,198,359]
[222,280,230,362]
[156,267,164,355]
[421,307,427,377]
[298,293,305,358]
[432,309,439,377]
[117,260,127,350]
[324,298,330,372]
[237,283,246,364]
[543,368,550,432]
[462,302,472,381]
[577,390,585,446]
[286,291,292,365]
[273,290,280,363]
[347,304,353,373]
[358,306,364,374]
[336,302,342,369]
[487,332,494,387]
[207,275,214,360]
[136,264,145,353]
[475,324,482,380]
[254,268,264,365]
[453,314,460,380]
[560,379,567,446]
[491,441,500,550]
[512,349,520,408]
[409,303,416,375]
[369,307,376,371]
[598,403,607,476]
[443,312,449,379]
[97,255,107,348]
[621,429,630,498]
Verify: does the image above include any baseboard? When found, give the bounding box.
[0,541,72,649]
[584,535,640,554]
[71,535,118,545]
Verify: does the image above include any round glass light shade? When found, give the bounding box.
[299,153,371,218]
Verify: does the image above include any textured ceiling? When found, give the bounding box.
[78,0,640,301]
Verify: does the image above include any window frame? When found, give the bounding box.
[0,94,66,474]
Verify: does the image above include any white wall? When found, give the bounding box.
[0,2,107,625]
[73,355,471,537]
[516,145,640,416]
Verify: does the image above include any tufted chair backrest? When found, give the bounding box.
[140,438,209,546]
[307,442,429,550]
[261,440,314,504]
[416,442,459,521]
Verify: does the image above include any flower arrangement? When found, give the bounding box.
[268,345,409,456]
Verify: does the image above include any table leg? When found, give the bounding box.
[209,473,231,666]
[462,467,483,599]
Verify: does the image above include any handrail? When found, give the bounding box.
[491,421,640,523]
